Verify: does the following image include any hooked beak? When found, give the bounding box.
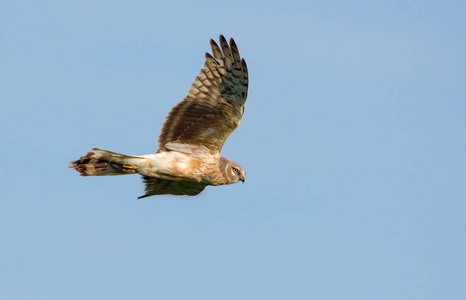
[240,173,245,183]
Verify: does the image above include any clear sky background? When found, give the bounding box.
[1,0,465,299]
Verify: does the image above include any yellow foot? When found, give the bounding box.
[122,164,139,174]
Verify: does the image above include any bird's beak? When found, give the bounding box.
[240,173,245,183]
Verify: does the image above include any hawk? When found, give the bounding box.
[69,35,249,198]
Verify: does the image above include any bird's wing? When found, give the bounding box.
[138,176,207,198]
[157,35,248,155]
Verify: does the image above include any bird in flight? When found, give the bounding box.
[69,35,249,198]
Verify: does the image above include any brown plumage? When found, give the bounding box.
[157,35,248,154]
[69,35,248,197]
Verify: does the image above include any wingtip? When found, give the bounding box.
[241,58,248,75]
[229,37,237,47]
[219,35,228,46]
[210,37,220,48]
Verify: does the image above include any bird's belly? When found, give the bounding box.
[138,151,213,182]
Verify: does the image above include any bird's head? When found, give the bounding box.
[231,164,246,183]
[220,157,246,184]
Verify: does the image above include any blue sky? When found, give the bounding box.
[1,0,465,299]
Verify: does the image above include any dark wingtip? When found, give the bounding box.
[219,34,227,45]
[241,58,248,75]
[229,37,237,47]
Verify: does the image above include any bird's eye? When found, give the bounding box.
[232,167,238,173]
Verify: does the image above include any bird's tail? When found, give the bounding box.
[69,148,146,176]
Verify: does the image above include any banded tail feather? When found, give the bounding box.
[69,148,145,176]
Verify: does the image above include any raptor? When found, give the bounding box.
[69,35,249,198]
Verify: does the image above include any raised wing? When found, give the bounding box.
[157,35,249,155]
[138,177,207,198]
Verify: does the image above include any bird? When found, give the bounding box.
[69,35,249,198]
